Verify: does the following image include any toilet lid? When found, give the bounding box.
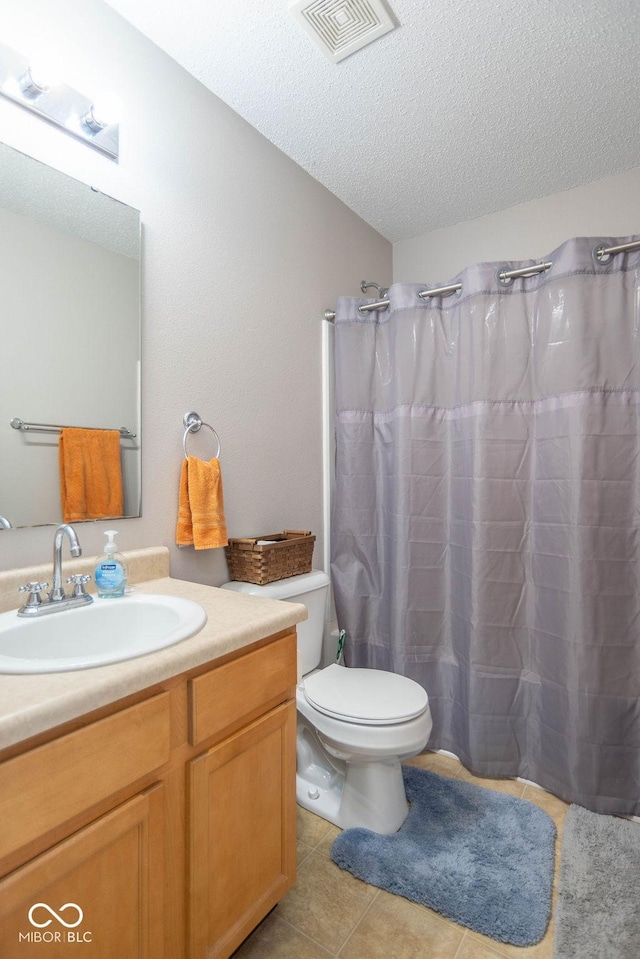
[302,663,428,725]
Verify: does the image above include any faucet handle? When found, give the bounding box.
[18,582,49,607]
[66,574,92,598]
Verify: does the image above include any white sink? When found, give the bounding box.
[0,594,207,673]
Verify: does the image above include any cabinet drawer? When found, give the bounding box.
[0,692,170,862]
[189,632,296,746]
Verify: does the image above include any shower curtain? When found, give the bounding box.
[331,235,640,815]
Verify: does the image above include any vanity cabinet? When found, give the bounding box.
[0,628,298,959]
[189,702,296,959]
[187,632,298,959]
[0,786,165,957]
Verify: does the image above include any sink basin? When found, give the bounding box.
[0,594,207,673]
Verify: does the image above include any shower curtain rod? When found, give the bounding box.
[322,237,640,322]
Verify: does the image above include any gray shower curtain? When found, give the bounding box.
[331,235,640,815]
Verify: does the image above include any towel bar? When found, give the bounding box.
[11,417,136,438]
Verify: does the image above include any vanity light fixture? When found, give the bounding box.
[0,41,119,160]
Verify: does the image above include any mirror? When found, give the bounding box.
[0,142,141,530]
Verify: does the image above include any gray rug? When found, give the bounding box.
[330,766,556,946]
[554,804,640,959]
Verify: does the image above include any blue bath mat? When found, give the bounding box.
[330,766,556,946]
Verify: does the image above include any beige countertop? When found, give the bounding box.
[0,575,307,752]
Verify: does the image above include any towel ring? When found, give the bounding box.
[182,411,221,460]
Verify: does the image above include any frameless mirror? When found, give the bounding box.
[0,142,141,530]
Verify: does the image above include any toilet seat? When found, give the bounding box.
[302,663,428,726]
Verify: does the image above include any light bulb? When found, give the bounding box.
[86,94,121,130]
[27,61,53,90]
[81,107,104,132]
[18,65,49,96]
[18,52,60,96]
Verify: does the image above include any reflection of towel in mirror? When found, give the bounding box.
[176,456,228,549]
[59,428,124,522]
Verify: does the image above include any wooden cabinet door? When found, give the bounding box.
[188,701,296,959]
[0,785,164,958]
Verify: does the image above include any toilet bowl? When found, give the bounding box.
[220,571,432,834]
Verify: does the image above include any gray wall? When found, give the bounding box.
[393,166,640,283]
[0,0,391,581]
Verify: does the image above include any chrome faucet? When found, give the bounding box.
[50,523,82,601]
[17,523,93,617]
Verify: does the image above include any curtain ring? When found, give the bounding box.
[182,412,221,460]
[593,243,612,266]
[496,267,515,286]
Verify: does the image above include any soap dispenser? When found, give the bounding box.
[95,530,128,598]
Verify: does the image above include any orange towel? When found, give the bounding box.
[59,428,124,523]
[176,456,228,550]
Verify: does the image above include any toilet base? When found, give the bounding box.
[296,718,410,834]
[296,761,409,835]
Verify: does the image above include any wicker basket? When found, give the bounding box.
[225,529,315,586]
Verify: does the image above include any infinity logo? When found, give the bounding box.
[28,903,84,928]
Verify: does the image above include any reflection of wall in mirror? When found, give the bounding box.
[0,206,139,527]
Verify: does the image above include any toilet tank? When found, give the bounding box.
[220,570,330,676]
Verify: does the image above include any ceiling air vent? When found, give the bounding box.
[289,0,397,63]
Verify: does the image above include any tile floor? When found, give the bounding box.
[232,751,569,959]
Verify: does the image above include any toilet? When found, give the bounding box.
[220,570,432,834]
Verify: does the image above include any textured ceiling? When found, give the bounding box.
[104,0,640,242]
[0,142,139,258]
